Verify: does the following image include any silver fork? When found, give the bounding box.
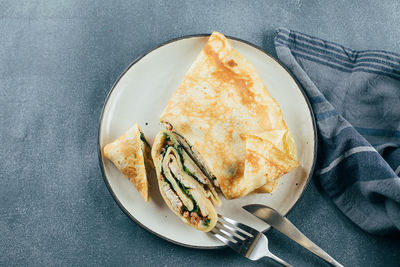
[210,214,293,267]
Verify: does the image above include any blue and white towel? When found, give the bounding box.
[275,28,400,235]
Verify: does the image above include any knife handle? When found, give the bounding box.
[278,217,343,267]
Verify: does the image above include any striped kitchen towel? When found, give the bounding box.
[275,27,400,235]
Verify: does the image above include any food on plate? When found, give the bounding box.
[103,123,152,202]
[152,131,220,232]
[160,31,299,199]
[244,134,299,195]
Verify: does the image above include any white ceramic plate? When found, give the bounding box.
[98,34,317,249]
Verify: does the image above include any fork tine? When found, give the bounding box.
[216,220,247,241]
[211,228,243,252]
[212,219,256,257]
[211,215,293,266]
[211,227,236,243]
[218,214,258,237]
[214,223,238,243]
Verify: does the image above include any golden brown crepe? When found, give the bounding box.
[251,129,298,193]
[103,123,152,202]
[152,131,219,232]
[244,135,299,195]
[160,32,299,199]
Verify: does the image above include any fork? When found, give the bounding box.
[210,214,293,267]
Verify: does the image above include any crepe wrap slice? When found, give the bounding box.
[103,123,153,202]
[160,32,300,199]
[152,131,220,232]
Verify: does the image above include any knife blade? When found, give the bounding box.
[243,204,343,267]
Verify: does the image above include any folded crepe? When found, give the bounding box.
[152,131,220,232]
[103,123,152,202]
[244,134,299,195]
[160,32,299,199]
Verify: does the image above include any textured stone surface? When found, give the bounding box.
[1,1,399,266]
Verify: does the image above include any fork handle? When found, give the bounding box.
[266,253,293,267]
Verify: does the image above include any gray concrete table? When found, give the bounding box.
[1,1,399,266]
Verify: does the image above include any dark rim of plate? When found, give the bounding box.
[97,33,318,250]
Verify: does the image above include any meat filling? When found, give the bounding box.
[163,183,183,213]
[190,212,201,225]
[163,181,208,226]
[160,133,213,227]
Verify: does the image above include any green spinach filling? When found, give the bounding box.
[161,160,199,213]
[170,171,199,213]
[173,131,194,153]
[172,131,217,184]
[163,133,206,186]
[161,136,199,213]
[140,132,151,148]
[175,145,206,186]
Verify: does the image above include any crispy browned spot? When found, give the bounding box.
[264,159,285,181]
[245,149,260,169]
[234,78,255,105]
[119,141,140,178]
[203,43,255,106]
[227,59,237,67]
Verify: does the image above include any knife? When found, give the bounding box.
[243,204,343,267]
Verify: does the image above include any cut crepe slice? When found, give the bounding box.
[151,131,219,232]
[160,31,299,199]
[103,123,153,202]
[244,135,300,194]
